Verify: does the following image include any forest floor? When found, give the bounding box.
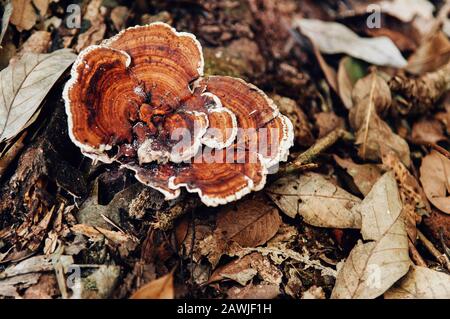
[0,0,449,299]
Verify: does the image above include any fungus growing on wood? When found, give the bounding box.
[63,22,294,206]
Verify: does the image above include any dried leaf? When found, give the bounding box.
[209,252,282,286]
[333,155,382,196]
[227,283,279,299]
[0,255,73,279]
[379,0,435,22]
[75,0,106,52]
[110,6,129,31]
[295,19,407,68]
[331,173,410,299]
[0,1,12,46]
[337,56,367,109]
[0,273,40,297]
[216,197,282,248]
[420,150,450,214]
[267,172,362,229]
[10,0,37,31]
[32,0,55,17]
[314,112,345,138]
[130,272,174,299]
[302,285,326,299]
[20,30,51,54]
[384,266,450,299]
[350,72,410,166]
[0,49,76,143]
[406,31,450,75]
[412,118,446,145]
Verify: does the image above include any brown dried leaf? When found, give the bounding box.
[406,32,450,75]
[110,6,129,31]
[350,72,410,166]
[267,172,362,229]
[314,112,345,138]
[20,30,51,54]
[412,118,446,145]
[216,197,282,248]
[331,173,410,299]
[10,0,36,31]
[384,266,450,299]
[32,0,55,17]
[0,49,76,143]
[333,155,382,196]
[75,0,106,52]
[130,272,174,299]
[420,150,450,214]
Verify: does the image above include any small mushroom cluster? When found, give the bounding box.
[64,23,294,206]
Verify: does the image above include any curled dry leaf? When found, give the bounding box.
[295,19,407,68]
[0,1,12,46]
[331,173,410,299]
[267,172,362,229]
[333,155,382,196]
[130,272,174,299]
[350,72,410,166]
[420,150,450,214]
[384,266,450,299]
[0,49,76,143]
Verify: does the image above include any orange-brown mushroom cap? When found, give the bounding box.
[64,23,293,206]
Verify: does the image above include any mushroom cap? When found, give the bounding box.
[64,23,294,206]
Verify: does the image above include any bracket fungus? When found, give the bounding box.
[63,23,294,206]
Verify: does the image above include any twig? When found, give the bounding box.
[417,229,450,272]
[277,128,353,176]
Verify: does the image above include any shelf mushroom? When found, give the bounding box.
[63,22,294,206]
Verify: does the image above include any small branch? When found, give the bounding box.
[277,128,353,176]
[418,229,450,272]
